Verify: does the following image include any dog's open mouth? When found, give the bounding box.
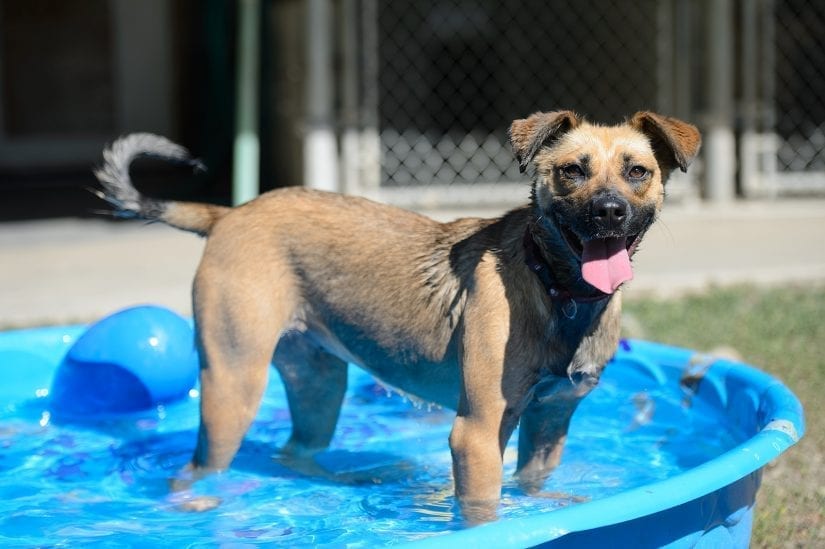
[558,223,641,295]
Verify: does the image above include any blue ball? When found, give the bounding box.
[50,305,199,417]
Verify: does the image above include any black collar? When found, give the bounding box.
[522,226,609,317]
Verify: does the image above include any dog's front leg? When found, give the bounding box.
[449,291,533,523]
[450,408,513,524]
[516,301,622,494]
[515,376,589,495]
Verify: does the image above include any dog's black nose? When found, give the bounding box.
[591,195,629,229]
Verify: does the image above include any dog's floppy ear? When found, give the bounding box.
[629,112,701,174]
[509,111,581,173]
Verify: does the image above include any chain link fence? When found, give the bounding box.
[774,0,825,175]
[740,0,825,196]
[337,0,825,204]
[374,0,662,190]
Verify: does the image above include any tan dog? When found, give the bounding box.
[95,111,700,522]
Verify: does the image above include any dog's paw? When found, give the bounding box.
[457,498,500,525]
[173,494,223,513]
[532,490,590,505]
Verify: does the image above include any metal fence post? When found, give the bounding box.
[304,0,338,192]
[704,0,736,202]
[340,0,359,195]
[358,0,382,197]
[233,0,261,206]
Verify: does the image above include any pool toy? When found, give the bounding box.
[48,305,198,417]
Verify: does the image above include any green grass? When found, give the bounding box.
[624,284,825,548]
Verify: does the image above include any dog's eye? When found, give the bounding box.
[628,166,648,179]
[561,164,585,178]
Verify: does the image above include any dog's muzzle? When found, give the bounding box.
[590,194,630,233]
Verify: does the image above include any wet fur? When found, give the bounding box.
[96,112,700,522]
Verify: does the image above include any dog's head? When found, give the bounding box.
[509,111,701,294]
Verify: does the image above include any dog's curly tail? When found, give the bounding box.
[93,133,230,236]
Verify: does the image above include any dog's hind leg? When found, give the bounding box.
[273,333,349,457]
[190,314,278,475]
[171,279,285,511]
[185,257,298,479]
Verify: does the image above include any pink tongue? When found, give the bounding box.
[581,237,633,294]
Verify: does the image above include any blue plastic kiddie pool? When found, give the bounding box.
[0,306,804,547]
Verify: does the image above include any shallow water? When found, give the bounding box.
[0,329,740,547]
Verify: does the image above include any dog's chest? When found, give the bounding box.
[539,299,608,376]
